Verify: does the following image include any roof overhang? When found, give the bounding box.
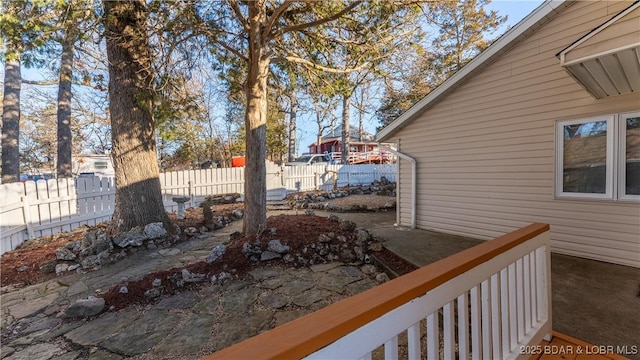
[558,2,640,99]
[376,0,572,142]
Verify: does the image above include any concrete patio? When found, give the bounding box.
[361,213,640,360]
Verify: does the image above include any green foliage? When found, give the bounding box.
[426,0,507,81]
[377,0,506,129]
[228,91,288,161]
[0,0,57,65]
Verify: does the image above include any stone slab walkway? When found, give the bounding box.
[0,212,395,360]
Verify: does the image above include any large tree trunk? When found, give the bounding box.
[341,94,351,164]
[243,0,269,236]
[103,0,171,233]
[56,38,74,178]
[1,51,21,183]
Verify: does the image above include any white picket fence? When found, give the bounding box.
[0,163,395,254]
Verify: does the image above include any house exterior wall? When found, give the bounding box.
[390,1,640,267]
[564,4,640,63]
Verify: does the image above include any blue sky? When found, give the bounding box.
[19,1,546,157]
[296,0,546,155]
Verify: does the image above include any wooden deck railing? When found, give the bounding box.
[204,223,552,360]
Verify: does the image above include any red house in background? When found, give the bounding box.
[307,126,395,164]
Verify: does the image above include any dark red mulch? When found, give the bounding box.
[373,247,418,276]
[101,214,361,310]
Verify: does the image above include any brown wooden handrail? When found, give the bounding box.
[203,223,550,360]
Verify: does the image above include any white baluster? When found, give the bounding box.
[458,292,469,359]
[470,285,482,360]
[500,267,510,356]
[384,336,399,360]
[407,323,421,360]
[427,312,439,360]
[491,273,502,359]
[516,258,525,342]
[444,301,455,359]
[481,279,492,359]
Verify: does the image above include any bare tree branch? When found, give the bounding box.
[262,0,292,39]
[215,38,249,62]
[22,79,58,86]
[268,1,363,40]
[228,0,249,31]
[273,55,371,74]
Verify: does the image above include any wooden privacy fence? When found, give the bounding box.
[0,163,396,254]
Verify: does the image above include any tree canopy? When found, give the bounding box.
[2,0,509,236]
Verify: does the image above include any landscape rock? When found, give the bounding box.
[369,242,383,252]
[267,240,290,254]
[339,220,356,232]
[55,263,69,275]
[144,222,167,240]
[78,249,111,269]
[360,264,377,275]
[68,264,80,271]
[242,242,262,260]
[81,229,112,256]
[56,247,77,261]
[318,234,332,243]
[339,249,356,262]
[376,273,390,283]
[113,230,146,248]
[182,269,206,283]
[353,246,365,262]
[260,251,281,261]
[39,261,57,274]
[232,210,244,219]
[64,297,105,318]
[206,244,226,264]
[144,288,162,300]
[355,228,370,244]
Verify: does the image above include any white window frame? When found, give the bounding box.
[556,112,640,201]
[618,111,640,201]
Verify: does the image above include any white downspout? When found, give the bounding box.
[379,144,416,229]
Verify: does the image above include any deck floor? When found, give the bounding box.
[530,332,630,360]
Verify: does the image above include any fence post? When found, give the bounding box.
[21,196,35,240]
[188,180,195,208]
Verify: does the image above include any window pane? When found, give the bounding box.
[626,117,640,195]
[562,121,607,193]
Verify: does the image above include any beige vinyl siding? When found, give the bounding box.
[564,5,640,63]
[390,1,640,267]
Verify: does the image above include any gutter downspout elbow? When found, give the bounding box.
[379,144,416,229]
